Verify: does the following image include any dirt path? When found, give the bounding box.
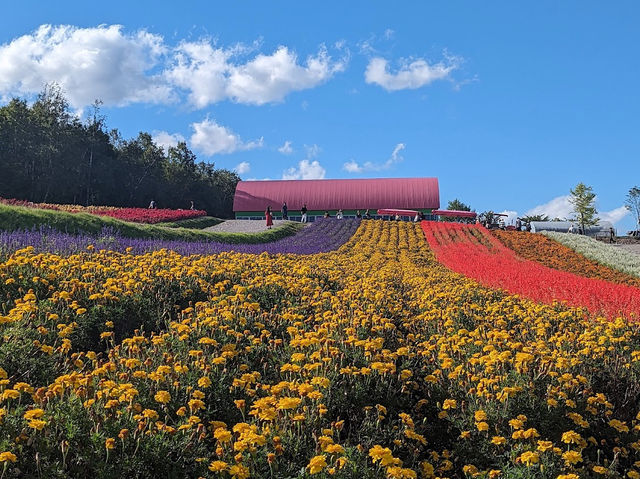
[203,219,299,233]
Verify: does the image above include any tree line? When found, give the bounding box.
[0,85,240,217]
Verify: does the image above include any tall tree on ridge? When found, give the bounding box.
[569,183,599,234]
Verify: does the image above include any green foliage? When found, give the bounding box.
[446,199,471,212]
[0,204,302,243]
[0,85,240,217]
[569,182,599,233]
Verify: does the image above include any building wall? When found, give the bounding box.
[236,208,435,221]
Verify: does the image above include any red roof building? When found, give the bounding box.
[233,177,440,218]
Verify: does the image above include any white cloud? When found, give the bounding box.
[304,144,321,159]
[278,141,293,155]
[189,118,263,156]
[0,24,172,109]
[365,54,459,91]
[152,131,185,151]
[498,210,519,226]
[600,206,629,225]
[0,25,348,110]
[525,195,573,220]
[526,195,630,225]
[282,144,324,179]
[282,160,326,180]
[342,143,405,173]
[234,161,250,175]
[167,43,347,107]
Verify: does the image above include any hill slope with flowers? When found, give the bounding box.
[3,221,640,477]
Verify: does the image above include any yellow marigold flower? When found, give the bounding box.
[118,429,129,440]
[491,436,506,446]
[592,466,608,474]
[562,450,582,466]
[628,472,640,479]
[307,455,327,475]
[188,399,205,412]
[142,409,159,420]
[518,451,540,467]
[325,444,345,454]
[2,390,19,400]
[23,409,45,420]
[277,397,301,410]
[537,440,553,452]
[154,390,171,404]
[209,460,228,472]
[214,428,232,443]
[229,463,249,479]
[609,419,630,433]
[561,430,582,445]
[442,399,457,410]
[176,407,187,416]
[489,470,501,478]
[508,418,524,430]
[460,430,471,439]
[0,452,17,463]
[476,422,489,432]
[27,419,47,430]
[105,438,115,450]
[463,465,479,475]
[474,410,487,422]
[198,377,212,388]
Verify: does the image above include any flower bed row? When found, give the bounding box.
[0,198,206,223]
[542,231,640,279]
[422,221,640,319]
[0,219,360,257]
[3,221,640,477]
[492,230,640,287]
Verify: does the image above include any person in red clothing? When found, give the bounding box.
[265,206,273,229]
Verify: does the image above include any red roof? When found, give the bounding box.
[432,209,477,218]
[233,178,440,212]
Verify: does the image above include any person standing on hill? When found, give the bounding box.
[281,202,288,220]
[301,203,308,223]
[265,206,273,229]
[148,199,156,209]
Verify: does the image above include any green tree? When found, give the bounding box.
[569,183,599,233]
[447,199,471,211]
[625,186,640,231]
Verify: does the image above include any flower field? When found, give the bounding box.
[422,221,640,319]
[0,219,358,256]
[0,198,206,224]
[3,220,640,478]
[542,231,640,279]
[492,230,640,287]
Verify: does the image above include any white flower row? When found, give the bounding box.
[542,232,640,278]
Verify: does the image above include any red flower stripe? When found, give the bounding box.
[421,221,640,320]
[1,198,206,224]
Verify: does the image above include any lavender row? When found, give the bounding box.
[0,219,360,256]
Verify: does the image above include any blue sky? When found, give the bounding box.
[1,1,639,230]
